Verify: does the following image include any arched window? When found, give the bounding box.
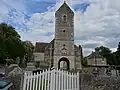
[63,15,67,22]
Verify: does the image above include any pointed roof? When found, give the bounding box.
[55,1,74,15]
[86,51,103,59]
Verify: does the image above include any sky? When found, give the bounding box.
[0,0,120,56]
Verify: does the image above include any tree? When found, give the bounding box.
[95,46,113,65]
[22,41,34,63]
[112,42,120,65]
[117,42,120,51]
[0,23,35,65]
[0,23,25,64]
[94,45,120,66]
[95,46,111,57]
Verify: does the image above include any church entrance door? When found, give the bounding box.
[58,57,70,70]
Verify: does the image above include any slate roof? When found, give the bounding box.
[34,39,55,53]
[86,51,103,59]
[55,1,74,15]
[34,42,48,52]
[45,39,55,50]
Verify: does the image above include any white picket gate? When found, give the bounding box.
[23,69,80,90]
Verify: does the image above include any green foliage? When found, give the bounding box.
[95,46,111,57]
[95,46,120,66]
[0,23,34,64]
[22,41,34,62]
[112,51,120,64]
[95,46,112,64]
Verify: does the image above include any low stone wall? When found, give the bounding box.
[80,74,120,90]
[7,74,23,90]
[5,64,24,90]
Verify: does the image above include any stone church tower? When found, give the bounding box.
[53,1,76,70]
[34,1,82,70]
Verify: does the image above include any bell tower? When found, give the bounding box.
[53,1,75,70]
[55,1,74,41]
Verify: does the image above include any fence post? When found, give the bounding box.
[29,73,32,90]
[33,73,36,90]
[36,72,39,90]
[64,71,66,90]
[50,70,53,90]
[61,70,64,90]
[23,72,27,90]
[58,69,61,90]
[42,70,45,90]
[56,69,58,90]
[44,69,47,90]
[38,71,41,90]
[74,73,77,90]
[53,69,55,90]
[47,69,50,90]
[77,72,80,90]
[71,73,73,90]
[69,72,72,89]
[66,71,69,90]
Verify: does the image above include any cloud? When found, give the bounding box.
[21,0,87,43]
[82,43,100,48]
[0,0,120,56]
[74,0,120,55]
[0,0,28,32]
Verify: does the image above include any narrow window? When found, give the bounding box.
[63,15,67,22]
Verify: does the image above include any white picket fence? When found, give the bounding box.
[23,69,80,90]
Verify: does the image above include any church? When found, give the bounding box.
[34,1,83,70]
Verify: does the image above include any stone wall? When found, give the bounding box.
[5,64,24,90]
[80,74,120,90]
[33,52,44,62]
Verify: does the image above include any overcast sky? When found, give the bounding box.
[0,0,120,56]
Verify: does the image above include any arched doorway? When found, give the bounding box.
[58,57,70,70]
